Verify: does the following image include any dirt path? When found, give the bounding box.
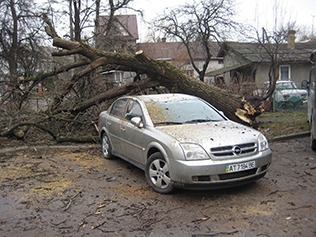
[0,136,315,237]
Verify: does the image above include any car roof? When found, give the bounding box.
[276,80,294,84]
[264,80,295,85]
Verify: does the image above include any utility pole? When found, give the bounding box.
[312,15,315,37]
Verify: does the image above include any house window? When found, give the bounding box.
[279,65,291,81]
[184,70,194,77]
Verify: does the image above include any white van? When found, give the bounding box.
[308,50,316,151]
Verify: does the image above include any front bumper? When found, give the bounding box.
[169,149,272,190]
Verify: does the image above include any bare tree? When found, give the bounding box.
[0,0,45,98]
[256,23,298,106]
[153,0,237,82]
[94,0,136,52]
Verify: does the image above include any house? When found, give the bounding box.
[136,38,223,84]
[96,15,139,51]
[207,31,316,95]
[95,15,139,86]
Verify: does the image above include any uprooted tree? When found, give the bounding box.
[0,16,265,143]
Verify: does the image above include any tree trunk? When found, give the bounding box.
[51,38,262,125]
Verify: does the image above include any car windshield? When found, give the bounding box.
[276,82,297,90]
[145,99,225,126]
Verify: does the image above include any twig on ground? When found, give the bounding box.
[64,190,82,211]
[287,205,312,210]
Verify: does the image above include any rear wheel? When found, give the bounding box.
[145,152,174,194]
[311,138,316,151]
[312,119,316,151]
[101,133,114,159]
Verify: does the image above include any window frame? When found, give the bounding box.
[279,65,291,81]
[109,98,128,118]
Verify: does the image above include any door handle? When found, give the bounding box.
[121,127,126,132]
[107,122,111,126]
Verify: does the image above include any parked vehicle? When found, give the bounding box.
[98,93,272,193]
[308,50,316,151]
[254,80,308,110]
[273,80,308,105]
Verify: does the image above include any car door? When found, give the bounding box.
[119,99,146,166]
[106,98,128,153]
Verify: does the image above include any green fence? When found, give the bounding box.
[273,89,307,111]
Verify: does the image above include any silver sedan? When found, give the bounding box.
[98,93,272,193]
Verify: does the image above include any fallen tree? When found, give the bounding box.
[0,17,265,142]
[51,37,263,124]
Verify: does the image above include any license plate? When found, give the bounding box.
[226,161,256,173]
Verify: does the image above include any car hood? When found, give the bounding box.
[278,89,308,96]
[156,120,260,148]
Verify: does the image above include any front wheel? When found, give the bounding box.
[145,152,174,194]
[101,133,114,159]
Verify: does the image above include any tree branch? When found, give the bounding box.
[54,79,161,115]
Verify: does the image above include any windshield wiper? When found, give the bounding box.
[155,121,183,126]
[184,119,213,124]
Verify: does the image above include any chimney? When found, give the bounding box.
[162,37,166,43]
[288,30,296,49]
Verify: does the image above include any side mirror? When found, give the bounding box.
[301,80,309,89]
[131,117,143,128]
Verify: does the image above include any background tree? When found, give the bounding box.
[153,0,237,82]
[255,22,299,109]
[94,0,134,51]
[0,0,46,99]
[0,0,144,142]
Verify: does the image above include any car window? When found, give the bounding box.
[276,82,296,90]
[145,99,225,126]
[109,98,128,118]
[125,100,143,121]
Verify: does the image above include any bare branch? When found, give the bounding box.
[154,0,237,81]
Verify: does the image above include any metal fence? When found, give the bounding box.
[273,89,307,111]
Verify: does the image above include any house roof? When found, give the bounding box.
[219,41,316,63]
[206,62,250,76]
[137,41,221,62]
[98,15,139,41]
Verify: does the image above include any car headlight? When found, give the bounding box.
[180,143,210,160]
[258,133,269,151]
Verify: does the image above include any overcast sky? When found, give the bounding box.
[127,0,316,42]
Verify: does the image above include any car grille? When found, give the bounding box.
[192,164,270,183]
[210,143,257,157]
[219,164,269,180]
[219,168,256,180]
[283,95,290,100]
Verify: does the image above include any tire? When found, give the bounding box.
[145,152,174,194]
[312,138,316,151]
[101,133,114,159]
[312,119,316,151]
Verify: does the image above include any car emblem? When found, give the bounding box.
[233,146,242,155]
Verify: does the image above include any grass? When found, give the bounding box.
[257,108,311,139]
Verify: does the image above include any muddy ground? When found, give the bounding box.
[0,136,315,237]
